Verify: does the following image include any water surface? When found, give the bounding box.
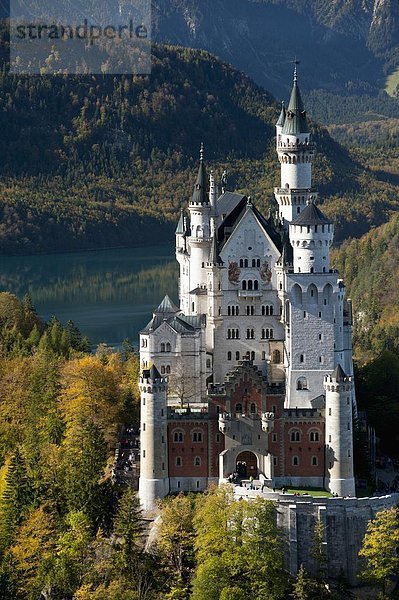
[0,246,178,347]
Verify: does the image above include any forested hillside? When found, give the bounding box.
[333,213,399,359]
[0,44,398,253]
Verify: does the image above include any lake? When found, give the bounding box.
[0,245,178,348]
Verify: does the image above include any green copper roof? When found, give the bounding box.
[191,144,208,205]
[276,101,286,127]
[154,295,179,315]
[282,77,309,135]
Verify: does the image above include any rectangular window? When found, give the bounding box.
[329,408,332,416]
[177,481,181,489]
[272,433,277,442]
[143,450,145,458]
[273,457,277,466]
[162,462,165,471]
[143,423,146,431]
[329,435,331,443]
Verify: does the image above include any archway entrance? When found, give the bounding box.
[236,451,258,479]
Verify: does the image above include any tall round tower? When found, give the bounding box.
[289,200,334,274]
[138,365,169,511]
[274,66,315,225]
[324,365,355,497]
[188,144,211,298]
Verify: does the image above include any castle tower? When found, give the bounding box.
[275,66,315,226]
[289,199,334,274]
[138,365,169,511]
[324,365,355,497]
[188,144,211,304]
[206,207,223,355]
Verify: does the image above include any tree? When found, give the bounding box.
[167,360,198,407]
[8,503,56,599]
[359,507,399,595]
[0,448,33,550]
[156,494,196,597]
[291,564,320,600]
[113,488,144,573]
[311,520,328,582]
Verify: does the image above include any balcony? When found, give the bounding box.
[238,290,262,298]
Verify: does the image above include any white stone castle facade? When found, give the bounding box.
[138,71,356,512]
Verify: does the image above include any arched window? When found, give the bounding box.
[300,354,304,363]
[227,351,232,361]
[166,342,171,352]
[242,280,247,290]
[310,430,320,442]
[311,456,318,466]
[161,366,166,374]
[292,284,302,305]
[235,403,243,414]
[244,259,248,268]
[252,259,256,267]
[240,259,244,268]
[290,430,300,442]
[308,284,318,304]
[272,349,281,364]
[173,431,184,443]
[254,280,259,290]
[236,351,240,360]
[166,365,171,374]
[297,377,308,390]
[251,351,255,361]
[176,456,182,466]
[248,280,253,290]
[250,403,256,414]
[323,283,333,305]
[194,456,201,466]
[206,358,211,369]
[192,431,203,443]
[292,456,299,466]
[160,343,165,353]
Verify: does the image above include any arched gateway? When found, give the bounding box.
[236,451,258,479]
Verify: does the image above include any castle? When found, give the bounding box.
[138,69,356,512]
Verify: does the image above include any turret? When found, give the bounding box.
[289,200,333,273]
[187,144,211,301]
[324,365,355,497]
[175,209,186,253]
[274,65,315,226]
[138,365,169,511]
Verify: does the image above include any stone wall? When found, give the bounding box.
[235,488,399,585]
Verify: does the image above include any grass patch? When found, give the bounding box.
[278,487,332,498]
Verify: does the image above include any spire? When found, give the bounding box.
[276,101,286,128]
[191,143,208,205]
[209,170,217,213]
[332,364,348,382]
[282,63,309,135]
[175,210,185,235]
[154,295,179,315]
[208,225,222,266]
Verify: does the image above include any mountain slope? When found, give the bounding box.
[0,44,397,254]
[153,0,399,124]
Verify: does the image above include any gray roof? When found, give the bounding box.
[154,295,179,315]
[141,312,202,335]
[208,233,223,266]
[332,364,347,382]
[191,158,208,205]
[292,202,331,226]
[216,192,246,220]
[282,78,309,135]
[276,101,286,127]
[142,364,162,380]
[175,210,185,235]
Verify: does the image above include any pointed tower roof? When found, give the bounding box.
[208,231,223,266]
[154,295,179,315]
[292,200,331,226]
[175,210,185,235]
[282,66,309,135]
[332,364,347,382]
[276,101,286,127]
[191,143,208,205]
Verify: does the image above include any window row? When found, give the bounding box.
[290,430,320,442]
[226,328,274,340]
[242,280,259,291]
[175,456,202,467]
[239,258,262,268]
[160,342,172,353]
[226,349,281,364]
[227,304,275,316]
[160,365,171,375]
[291,456,319,466]
[173,430,203,443]
[234,403,258,414]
